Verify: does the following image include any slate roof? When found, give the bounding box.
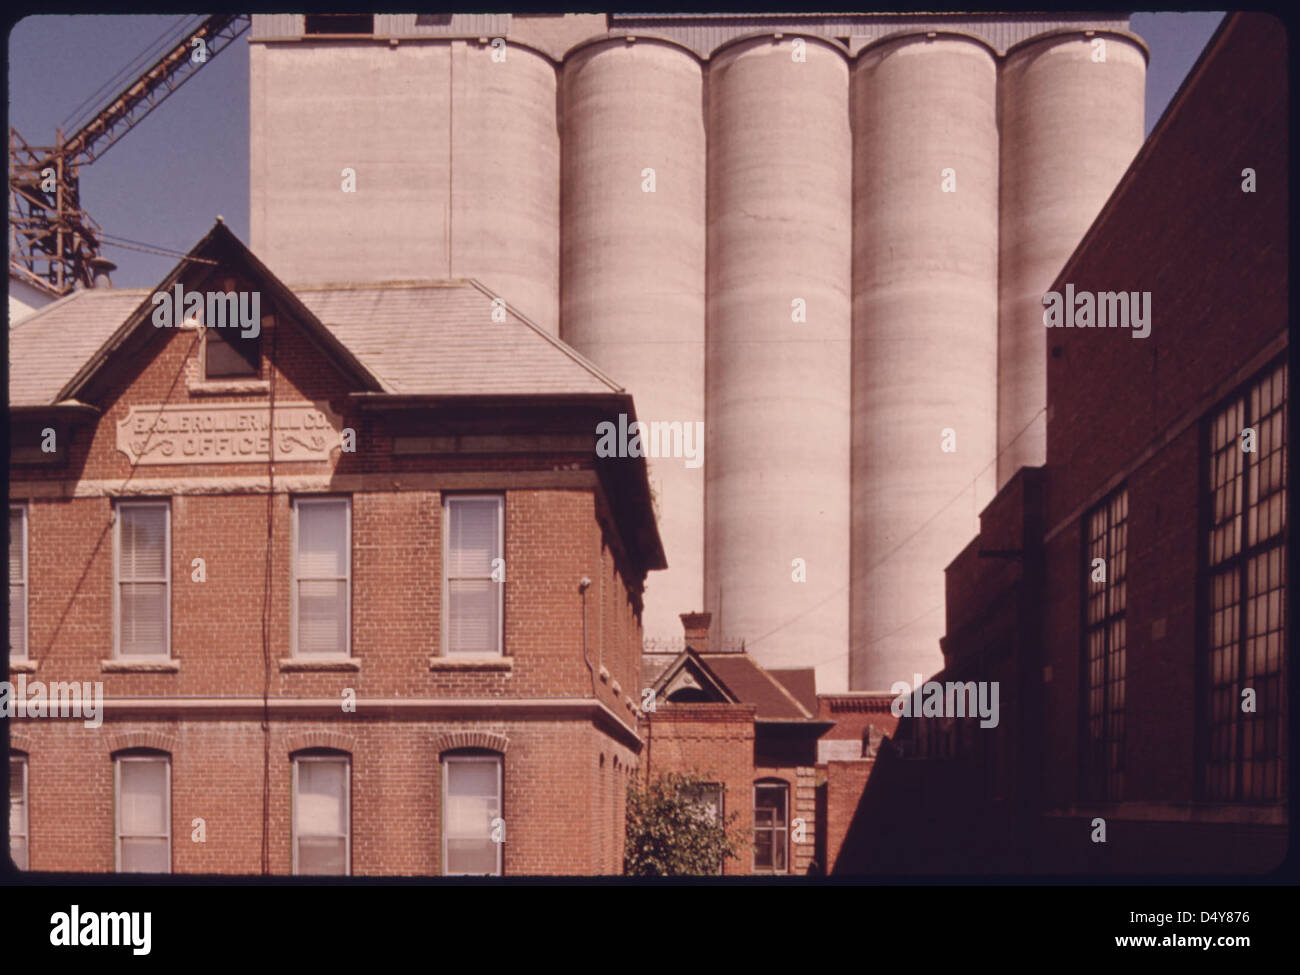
[9,289,153,406]
[768,668,819,716]
[293,280,622,397]
[697,653,816,721]
[9,275,623,406]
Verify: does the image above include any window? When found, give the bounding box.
[292,754,350,875]
[10,755,28,870]
[305,14,374,34]
[753,781,789,873]
[203,325,260,380]
[115,754,170,873]
[10,506,27,659]
[442,754,502,876]
[687,781,725,875]
[293,498,351,657]
[1083,488,1128,801]
[115,502,170,657]
[442,496,504,656]
[1204,360,1287,801]
[688,782,724,825]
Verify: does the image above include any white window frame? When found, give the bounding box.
[441,753,503,877]
[441,495,505,657]
[114,754,171,874]
[291,496,352,658]
[10,505,28,660]
[291,753,351,876]
[10,754,28,870]
[113,501,171,659]
[753,781,790,875]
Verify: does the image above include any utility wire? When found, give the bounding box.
[100,233,221,265]
[731,405,1048,658]
[61,15,198,133]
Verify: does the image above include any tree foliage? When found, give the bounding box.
[624,771,743,876]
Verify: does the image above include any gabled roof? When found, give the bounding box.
[653,649,739,706]
[652,648,819,722]
[293,279,624,397]
[50,220,386,405]
[9,220,626,407]
[701,654,815,721]
[10,289,152,406]
[768,668,819,716]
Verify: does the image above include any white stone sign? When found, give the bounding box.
[115,402,342,465]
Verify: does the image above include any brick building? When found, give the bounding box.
[641,612,828,874]
[7,222,891,877]
[834,12,1288,875]
[7,221,666,876]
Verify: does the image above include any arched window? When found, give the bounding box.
[753,779,789,874]
[441,750,503,876]
[114,750,170,873]
[666,687,711,704]
[292,750,351,875]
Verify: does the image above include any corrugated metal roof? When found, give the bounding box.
[8,281,623,406]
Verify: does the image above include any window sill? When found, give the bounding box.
[279,657,360,672]
[428,656,513,672]
[9,658,37,673]
[102,659,180,672]
[187,378,271,396]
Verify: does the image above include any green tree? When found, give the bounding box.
[624,771,743,876]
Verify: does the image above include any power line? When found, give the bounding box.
[61,15,199,133]
[739,405,1047,656]
[99,233,221,265]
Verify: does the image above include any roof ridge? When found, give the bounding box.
[759,665,815,719]
[465,279,626,396]
[703,652,815,719]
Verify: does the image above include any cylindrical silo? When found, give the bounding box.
[705,34,852,689]
[850,33,1001,692]
[450,40,561,334]
[560,37,707,651]
[997,30,1147,484]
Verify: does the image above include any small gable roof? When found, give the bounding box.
[10,220,625,407]
[652,649,818,721]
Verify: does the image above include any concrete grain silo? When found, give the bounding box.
[705,34,853,687]
[997,30,1147,484]
[849,32,1001,692]
[247,13,1150,694]
[251,32,560,334]
[447,40,561,335]
[559,37,707,649]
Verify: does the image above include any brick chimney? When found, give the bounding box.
[679,612,711,655]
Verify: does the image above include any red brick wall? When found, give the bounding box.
[9,297,653,876]
[10,717,640,875]
[1044,14,1287,529]
[1039,13,1287,813]
[823,760,874,873]
[643,704,755,874]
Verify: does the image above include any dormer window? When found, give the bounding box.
[203,326,260,379]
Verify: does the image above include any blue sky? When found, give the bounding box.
[8,12,1226,289]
